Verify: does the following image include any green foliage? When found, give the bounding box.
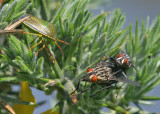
[0,0,160,113]
[0,0,31,29]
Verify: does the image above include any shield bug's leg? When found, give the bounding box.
[31,36,39,44]
[36,41,46,56]
[54,40,64,55]
[46,39,51,45]
[78,83,96,95]
[23,31,43,38]
[90,85,112,97]
[28,40,43,50]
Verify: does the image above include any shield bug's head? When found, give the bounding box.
[116,51,132,68]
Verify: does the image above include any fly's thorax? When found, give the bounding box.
[93,62,112,77]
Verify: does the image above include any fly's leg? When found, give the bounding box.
[90,85,112,97]
[71,72,95,95]
[122,71,128,79]
[84,81,87,88]
[99,54,114,63]
[78,83,96,96]
[70,79,82,95]
[132,64,138,72]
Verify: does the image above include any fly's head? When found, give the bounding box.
[116,51,132,69]
[82,68,98,83]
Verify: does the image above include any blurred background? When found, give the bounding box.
[12,0,160,113]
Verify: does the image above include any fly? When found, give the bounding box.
[71,51,140,97]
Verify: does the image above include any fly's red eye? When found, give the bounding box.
[87,68,93,73]
[91,75,97,82]
[117,53,124,58]
[123,57,128,64]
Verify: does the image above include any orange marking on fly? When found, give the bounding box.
[123,57,128,64]
[91,75,98,82]
[87,68,93,73]
[117,53,124,58]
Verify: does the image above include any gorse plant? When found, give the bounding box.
[0,0,160,113]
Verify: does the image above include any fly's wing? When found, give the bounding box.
[94,57,115,69]
[108,73,140,86]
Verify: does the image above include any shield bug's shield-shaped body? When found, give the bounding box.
[22,14,71,55]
